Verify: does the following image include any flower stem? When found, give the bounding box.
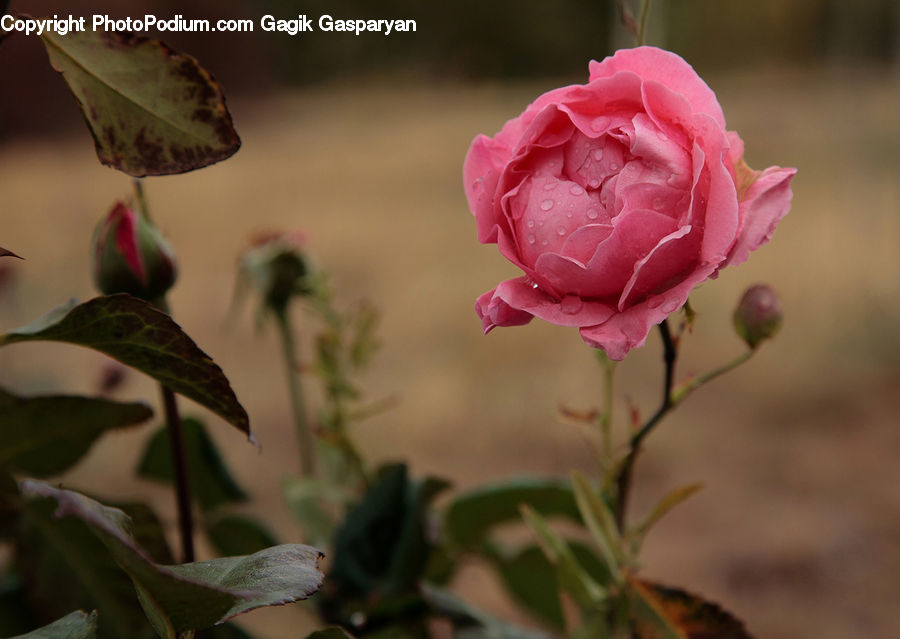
[614,319,676,531]
[636,0,653,46]
[671,349,755,404]
[132,179,152,222]
[275,305,316,477]
[596,350,616,460]
[161,384,194,563]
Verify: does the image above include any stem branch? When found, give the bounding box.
[614,319,676,530]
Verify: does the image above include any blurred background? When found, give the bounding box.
[1,1,899,638]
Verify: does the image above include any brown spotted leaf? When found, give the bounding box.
[630,579,754,639]
[39,29,240,176]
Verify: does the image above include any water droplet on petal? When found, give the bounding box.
[652,197,664,210]
[569,184,585,196]
[610,162,619,171]
[566,211,573,218]
[544,180,558,191]
[527,219,535,229]
[560,295,584,314]
[541,239,549,246]
[667,174,681,187]
[588,178,601,189]
[557,226,567,236]
[541,199,555,211]
[591,148,604,161]
[527,234,536,244]
[586,207,599,219]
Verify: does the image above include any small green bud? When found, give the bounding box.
[238,230,313,315]
[91,202,177,301]
[733,284,782,349]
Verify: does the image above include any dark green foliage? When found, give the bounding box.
[0,389,152,477]
[206,514,279,557]
[0,295,251,440]
[137,417,247,512]
[10,610,98,639]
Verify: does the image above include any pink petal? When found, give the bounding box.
[589,47,726,129]
[580,260,720,360]
[464,135,507,244]
[723,166,797,268]
[478,277,615,329]
[536,209,676,298]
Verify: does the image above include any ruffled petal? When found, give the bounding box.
[477,277,615,330]
[589,47,726,128]
[723,166,797,267]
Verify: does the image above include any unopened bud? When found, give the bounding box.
[733,284,782,349]
[91,202,177,301]
[238,230,312,314]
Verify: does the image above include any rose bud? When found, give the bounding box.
[91,202,177,301]
[733,284,783,349]
[238,230,312,315]
[465,46,796,360]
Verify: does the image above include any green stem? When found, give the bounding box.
[275,306,316,477]
[671,349,755,404]
[132,179,152,222]
[614,319,676,531]
[636,0,652,46]
[596,350,616,461]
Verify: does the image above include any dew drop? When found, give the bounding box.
[541,239,549,246]
[471,178,484,194]
[610,162,619,171]
[527,234,536,244]
[586,207,599,220]
[566,211,573,218]
[588,178,601,189]
[557,226,567,236]
[543,180,558,191]
[527,219,535,229]
[591,148,604,161]
[569,184,585,196]
[540,199,555,211]
[560,295,584,314]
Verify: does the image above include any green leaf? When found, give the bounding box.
[571,472,624,581]
[484,542,612,631]
[19,480,323,638]
[0,295,252,440]
[629,580,754,639]
[303,628,355,639]
[39,29,240,176]
[329,464,449,599]
[0,388,152,476]
[422,583,550,639]
[206,514,278,557]
[629,483,703,552]
[137,417,247,511]
[10,611,98,639]
[18,497,156,639]
[444,477,580,548]
[111,501,174,565]
[281,475,339,549]
[520,506,606,610]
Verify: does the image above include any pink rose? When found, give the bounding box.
[464,46,796,360]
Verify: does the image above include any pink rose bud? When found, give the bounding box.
[91,202,177,301]
[733,284,782,349]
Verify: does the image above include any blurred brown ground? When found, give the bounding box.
[1,61,899,638]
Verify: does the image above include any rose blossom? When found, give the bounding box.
[464,46,796,360]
